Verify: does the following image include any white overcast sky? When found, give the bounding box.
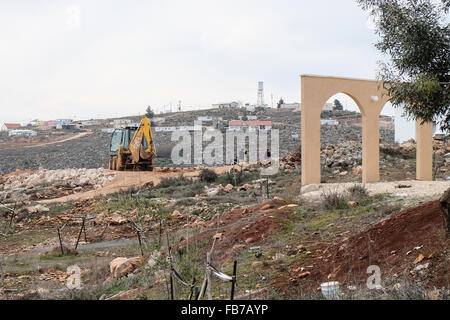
[0,0,390,122]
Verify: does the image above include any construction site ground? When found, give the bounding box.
[0,145,448,300]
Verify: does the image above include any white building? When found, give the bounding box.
[213,102,241,109]
[154,125,202,132]
[197,116,213,121]
[0,123,21,131]
[81,120,101,126]
[113,119,132,128]
[8,129,37,137]
[228,120,272,131]
[320,119,339,126]
[280,103,300,109]
[323,103,334,111]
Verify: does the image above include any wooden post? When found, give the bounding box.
[83,220,88,242]
[99,223,110,240]
[75,217,86,250]
[137,230,144,256]
[166,233,174,300]
[57,227,64,255]
[230,260,237,300]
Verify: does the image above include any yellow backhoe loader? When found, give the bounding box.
[108,116,157,171]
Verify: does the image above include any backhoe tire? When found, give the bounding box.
[110,156,118,170]
[109,157,115,170]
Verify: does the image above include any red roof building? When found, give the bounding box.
[4,123,21,129]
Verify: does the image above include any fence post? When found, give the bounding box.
[230,260,237,300]
[75,217,86,250]
[188,277,196,300]
[206,252,212,300]
[57,227,64,255]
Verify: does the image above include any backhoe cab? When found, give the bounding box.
[108,116,157,171]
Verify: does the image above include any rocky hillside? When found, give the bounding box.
[0,109,394,174]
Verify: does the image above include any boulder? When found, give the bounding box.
[105,212,127,225]
[110,257,143,279]
[25,205,50,214]
[171,210,184,220]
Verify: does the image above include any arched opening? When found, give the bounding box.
[379,102,416,181]
[320,93,364,183]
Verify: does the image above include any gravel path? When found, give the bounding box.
[40,166,231,203]
[301,180,450,200]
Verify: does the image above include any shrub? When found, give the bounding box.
[321,189,348,210]
[157,175,190,188]
[199,168,217,183]
[347,184,369,201]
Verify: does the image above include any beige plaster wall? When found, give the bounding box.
[300,75,433,185]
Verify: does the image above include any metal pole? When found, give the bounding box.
[188,277,196,300]
[170,270,174,300]
[230,260,237,300]
[206,252,212,300]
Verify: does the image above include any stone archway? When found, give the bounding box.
[300,74,433,185]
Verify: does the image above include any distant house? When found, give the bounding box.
[213,102,241,109]
[322,103,334,111]
[244,103,256,111]
[30,119,44,127]
[280,103,300,109]
[320,119,339,126]
[0,123,21,131]
[81,120,101,127]
[55,119,72,129]
[113,119,132,129]
[197,116,213,121]
[8,129,37,137]
[154,125,202,132]
[43,120,57,127]
[228,120,272,131]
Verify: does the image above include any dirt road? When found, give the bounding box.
[41,166,232,203]
[22,131,93,148]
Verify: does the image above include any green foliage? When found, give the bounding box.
[277,98,285,108]
[333,99,344,111]
[357,0,450,131]
[103,195,167,223]
[199,168,218,183]
[347,184,369,201]
[242,109,248,121]
[380,146,416,159]
[145,106,155,118]
[321,189,348,210]
[157,175,191,188]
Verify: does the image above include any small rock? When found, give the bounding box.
[413,254,425,265]
[347,201,357,207]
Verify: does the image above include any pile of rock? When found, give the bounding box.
[280,141,363,174]
[1,168,116,191]
[280,151,301,170]
[321,141,362,171]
